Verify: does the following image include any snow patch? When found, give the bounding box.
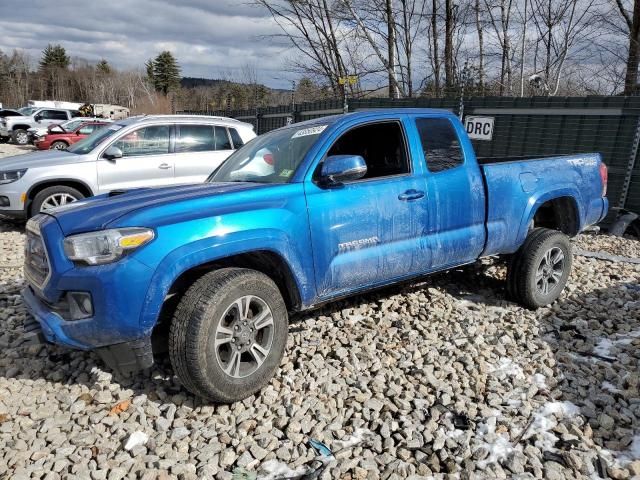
[488,358,524,380]
[599,435,640,469]
[258,459,309,480]
[532,373,547,389]
[522,401,581,451]
[593,330,640,359]
[601,381,623,394]
[335,428,371,449]
[476,416,514,469]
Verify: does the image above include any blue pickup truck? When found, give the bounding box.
[21,109,609,402]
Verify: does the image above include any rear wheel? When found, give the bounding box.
[12,129,28,145]
[31,185,84,215]
[506,228,572,309]
[169,268,288,403]
[50,141,68,150]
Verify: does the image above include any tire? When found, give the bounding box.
[507,228,572,309]
[50,141,68,150]
[169,268,288,403]
[12,129,28,145]
[31,185,84,215]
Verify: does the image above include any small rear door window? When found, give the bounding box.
[214,126,232,150]
[228,128,245,149]
[416,118,464,173]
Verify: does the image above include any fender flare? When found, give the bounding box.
[516,187,584,246]
[137,232,310,330]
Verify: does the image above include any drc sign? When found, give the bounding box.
[465,116,494,141]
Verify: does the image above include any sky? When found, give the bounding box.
[0,0,294,88]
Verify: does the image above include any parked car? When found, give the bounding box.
[0,108,79,145]
[0,110,23,142]
[18,107,38,116]
[0,115,254,217]
[34,121,111,150]
[19,109,609,403]
[27,117,113,145]
[0,109,23,118]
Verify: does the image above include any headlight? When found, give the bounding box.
[0,169,27,184]
[63,228,155,265]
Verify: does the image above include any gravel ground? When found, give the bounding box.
[0,143,639,479]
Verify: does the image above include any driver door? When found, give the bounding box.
[96,124,175,193]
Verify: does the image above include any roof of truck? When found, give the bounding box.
[282,108,456,130]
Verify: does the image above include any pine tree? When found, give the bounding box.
[149,51,181,95]
[145,58,155,82]
[96,59,111,75]
[39,44,70,71]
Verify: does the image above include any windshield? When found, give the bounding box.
[18,107,36,115]
[61,119,85,131]
[208,124,327,184]
[66,124,123,155]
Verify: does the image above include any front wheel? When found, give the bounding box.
[12,129,28,145]
[31,185,84,215]
[50,141,68,150]
[169,268,288,403]
[506,228,572,309]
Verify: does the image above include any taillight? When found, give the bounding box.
[263,153,274,166]
[599,162,608,197]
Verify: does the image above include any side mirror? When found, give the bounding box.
[103,146,123,160]
[320,155,367,185]
[34,115,42,122]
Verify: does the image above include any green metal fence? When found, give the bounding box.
[180,96,640,217]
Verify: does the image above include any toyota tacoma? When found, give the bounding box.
[21,109,609,403]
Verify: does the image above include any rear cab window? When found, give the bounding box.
[415,117,464,173]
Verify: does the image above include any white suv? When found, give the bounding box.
[0,115,255,218]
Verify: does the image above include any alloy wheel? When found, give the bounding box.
[213,295,274,379]
[535,246,565,295]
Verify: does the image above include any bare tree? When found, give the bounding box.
[615,0,640,94]
[484,0,514,95]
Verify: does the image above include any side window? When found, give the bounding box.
[42,110,68,121]
[326,122,409,180]
[112,125,170,157]
[228,128,244,149]
[416,118,464,173]
[214,126,232,150]
[176,125,215,153]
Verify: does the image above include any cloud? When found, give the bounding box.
[0,0,293,87]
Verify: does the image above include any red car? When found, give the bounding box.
[35,121,109,150]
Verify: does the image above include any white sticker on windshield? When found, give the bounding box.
[292,125,327,138]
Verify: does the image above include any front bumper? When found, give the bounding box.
[0,126,9,138]
[22,287,154,375]
[0,186,27,216]
[21,213,157,348]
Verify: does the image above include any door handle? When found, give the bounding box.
[158,163,171,170]
[398,189,424,201]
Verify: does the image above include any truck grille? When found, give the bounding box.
[24,223,51,288]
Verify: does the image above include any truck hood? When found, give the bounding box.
[49,182,270,235]
[0,150,88,170]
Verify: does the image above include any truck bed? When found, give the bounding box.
[480,153,607,257]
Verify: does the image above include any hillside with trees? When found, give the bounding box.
[0,44,298,114]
